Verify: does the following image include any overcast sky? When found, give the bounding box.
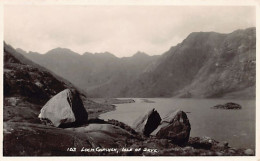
[4,5,255,57]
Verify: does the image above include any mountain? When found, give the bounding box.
[89,52,160,97]
[4,42,114,124]
[21,48,159,97]
[119,27,256,98]
[19,27,255,98]
[177,28,256,98]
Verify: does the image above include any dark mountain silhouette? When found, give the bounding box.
[19,27,255,98]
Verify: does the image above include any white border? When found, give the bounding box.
[0,0,259,161]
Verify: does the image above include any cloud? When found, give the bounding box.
[4,5,255,57]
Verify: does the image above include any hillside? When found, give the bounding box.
[118,27,256,98]
[177,28,256,98]
[4,42,114,124]
[4,43,72,104]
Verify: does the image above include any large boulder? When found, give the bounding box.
[132,108,161,136]
[38,89,88,127]
[152,109,191,145]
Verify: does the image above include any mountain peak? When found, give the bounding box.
[45,47,79,56]
[82,52,94,56]
[132,51,149,58]
[94,52,117,58]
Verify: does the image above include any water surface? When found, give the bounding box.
[100,98,255,149]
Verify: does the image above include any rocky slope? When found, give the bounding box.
[4,42,70,104]
[19,27,255,98]
[4,42,114,123]
[177,28,256,98]
[121,27,256,98]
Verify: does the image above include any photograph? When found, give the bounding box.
[2,0,258,158]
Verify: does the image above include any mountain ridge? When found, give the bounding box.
[122,27,255,98]
[16,27,256,98]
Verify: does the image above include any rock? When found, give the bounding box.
[3,122,93,156]
[183,146,193,151]
[244,149,254,155]
[107,119,138,135]
[132,108,161,136]
[38,89,88,127]
[228,149,236,154]
[188,137,217,150]
[223,141,229,147]
[216,152,224,156]
[215,141,229,150]
[158,139,169,147]
[153,109,191,145]
[4,121,252,156]
[4,122,140,156]
[66,123,140,148]
[211,102,242,109]
[224,102,242,109]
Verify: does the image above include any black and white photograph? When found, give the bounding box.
[1,0,259,158]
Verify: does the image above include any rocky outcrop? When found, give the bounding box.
[66,123,140,148]
[4,120,255,156]
[38,89,88,127]
[132,108,161,136]
[211,102,242,110]
[152,109,191,145]
[107,119,138,135]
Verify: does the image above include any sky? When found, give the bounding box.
[4,5,256,57]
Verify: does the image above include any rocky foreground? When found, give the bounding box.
[3,121,254,156]
[3,89,254,156]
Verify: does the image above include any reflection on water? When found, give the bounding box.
[100,98,255,149]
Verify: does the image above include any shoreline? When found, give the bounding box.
[87,98,136,119]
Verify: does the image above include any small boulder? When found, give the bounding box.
[153,109,191,145]
[188,136,218,150]
[132,108,161,136]
[38,89,88,127]
[244,149,254,155]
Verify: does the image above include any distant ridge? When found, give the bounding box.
[17,27,256,98]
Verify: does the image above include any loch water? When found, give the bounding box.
[100,98,255,149]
